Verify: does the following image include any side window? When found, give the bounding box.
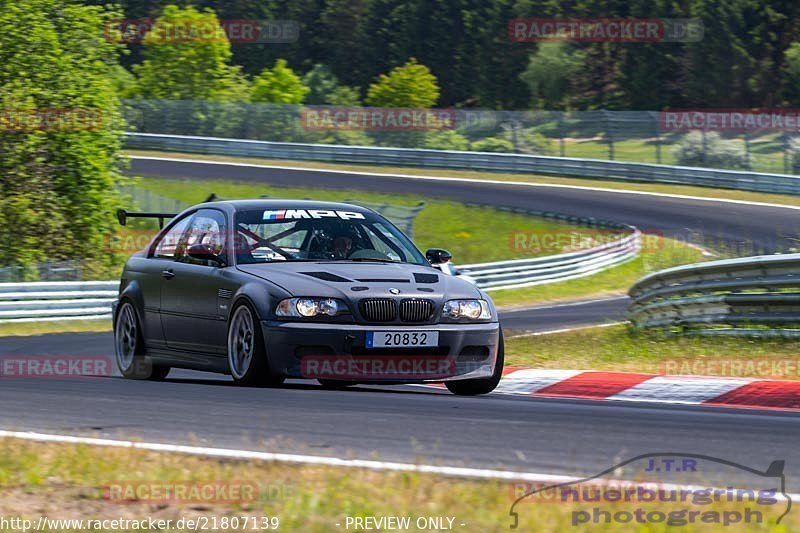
[177,209,227,266]
[152,215,192,259]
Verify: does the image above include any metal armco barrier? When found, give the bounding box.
[460,231,641,291]
[0,281,117,323]
[125,133,800,196]
[628,254,800,337]
[0,232,642,321]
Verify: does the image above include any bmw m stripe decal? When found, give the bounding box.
[263,209,286,220]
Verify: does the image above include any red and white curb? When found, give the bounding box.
[444,368,800,411]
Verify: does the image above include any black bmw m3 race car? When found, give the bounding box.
[113,199,503,395]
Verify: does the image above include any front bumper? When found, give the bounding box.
[261,320,500,382]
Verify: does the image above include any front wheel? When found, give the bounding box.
[115,301,170,380]
[445,328,504,396]
[227,302,284,387]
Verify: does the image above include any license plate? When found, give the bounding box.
[366,331,439,348]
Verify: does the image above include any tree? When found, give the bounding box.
[365,58,440,108]
[0,0,126,277]
[131,5,249,102]
[252,59,309,104]
[784,42,800,104]
[303,64,340,105]
[327,86,362,106]
[520,43,586,110]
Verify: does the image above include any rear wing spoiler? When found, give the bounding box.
[116,209,177,229]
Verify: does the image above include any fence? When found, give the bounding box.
[125,132,800,196]
[0,261,85,283]
[627,254,800,337]
[123,100,800,176]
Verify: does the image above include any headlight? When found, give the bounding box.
[276,297,346,318]
[442,299,491,320]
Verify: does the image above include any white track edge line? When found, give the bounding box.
[508,321,626,338]
[130,155,800,212]
[0,429,575,484]
[3,429,796,502]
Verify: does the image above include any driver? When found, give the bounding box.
[332,235,353,259]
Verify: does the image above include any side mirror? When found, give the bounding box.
[425,248,452,265]
[187,243,225,265]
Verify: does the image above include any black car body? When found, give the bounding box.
[113,200,503,395]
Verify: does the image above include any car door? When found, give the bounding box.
[160,208,233,355]
[141,213,193,350]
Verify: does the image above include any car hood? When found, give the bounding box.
[236,261,482,301]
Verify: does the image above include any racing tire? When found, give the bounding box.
[227,302,284,387]
[115,300,171,380]
[445,327,504,396]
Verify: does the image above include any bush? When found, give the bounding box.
[424,131,470,151]
[673,131,748,169]
[471,137,515,153]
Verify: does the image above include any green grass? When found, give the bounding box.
[505,323,800,378]
[0,438,794,531]
[489,236,706,308]
[137,177,611,264]
[0,319,110,337]
[127,149,800,207]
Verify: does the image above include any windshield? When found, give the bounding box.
[233,208,427,265]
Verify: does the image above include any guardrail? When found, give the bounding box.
[0,231,641,321]
[125,133,800,196]
[0,281,117,323]
[627,254,800,337]
[459,230,641,291]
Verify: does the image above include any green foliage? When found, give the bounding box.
[0,0,126,278]
[673,132,748,170]
[326,86,362,106]
[252,59,309,104]
[520,43,586,110]
[131,5,249,102]
[302,64,340,105]
[500,127,553,155]
[784,42,800,104]
[365,58,439,108]
[470,137,515,153]
[423,131,470,151]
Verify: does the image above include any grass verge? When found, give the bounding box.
[127,150,800,208]
[505,323,800,379]
[0,439,793,531]
[0,319,110,338]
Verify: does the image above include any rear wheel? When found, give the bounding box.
[115,301,170,380]
[445,328,504,396]
[228,302,284,387]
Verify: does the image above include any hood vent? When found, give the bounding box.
[355,278,410,283]
[413,273,439,284]
[301,271,352,282]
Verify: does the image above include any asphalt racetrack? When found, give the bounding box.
[2,159,799,487]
